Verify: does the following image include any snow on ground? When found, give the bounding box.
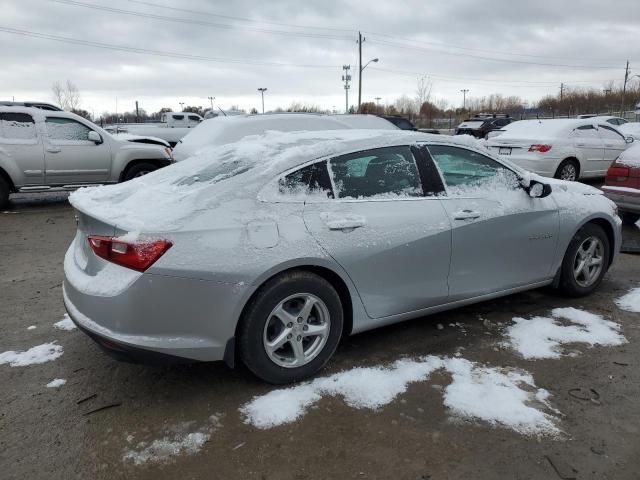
[0,342,63,367]
[53,314,76,331]
[615,287,640,313]
[122,415,222,465]
[240,356,560,436]
[505,307,626,360]
[26,325,36,330]
[46,378,67,388]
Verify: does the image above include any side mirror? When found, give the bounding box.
[87,131,102,144]
[526,181,552,198]
[626,136,634,144]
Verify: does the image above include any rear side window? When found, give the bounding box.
[329,146,422,199]
[573,125,599,138]
[280,161,333,198]
[0,112,37,140]
[172,115,185,120]
[45,117,92,141]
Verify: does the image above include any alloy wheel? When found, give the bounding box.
[263,293,331,368]
[572,236,604,287]
[560,163,577,181]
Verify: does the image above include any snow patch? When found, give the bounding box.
[46,378,67,388]
[26,325,36,330]
[240,356,559,436]
[54,314,76,331]
[0,342,63,367]
[505,307,625,360]
[616,287,640,313]
[122,415,222,465]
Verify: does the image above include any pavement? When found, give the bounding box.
[1,191,640,480]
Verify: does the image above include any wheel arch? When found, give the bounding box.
[119,158,170,182]
[583,217,616,267]
[0,166,16,192]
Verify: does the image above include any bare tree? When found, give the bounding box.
[51,79,81,111]
[415,76,433,111]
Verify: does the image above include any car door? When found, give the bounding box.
[570,124,604,176]
[300,145,452,319]
[425,144,560,302]
[598,124,628,171]
[43,116,112,185]
[0,111,45,186]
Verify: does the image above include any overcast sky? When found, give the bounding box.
[2,0,639,116]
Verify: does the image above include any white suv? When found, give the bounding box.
[0,107,174,208]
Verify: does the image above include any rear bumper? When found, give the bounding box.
[496,155,560,178]
[602,187,640,213]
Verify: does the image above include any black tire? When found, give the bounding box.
[122,162,158,182]
[559,223,610,297]
[554,159,580,181]
[620,212,640,226]
[238,271,343,384]
[0,176,9,210]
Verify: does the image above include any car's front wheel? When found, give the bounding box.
[239,271,343,384]
[559,223,610,297]
[123,162,158,182]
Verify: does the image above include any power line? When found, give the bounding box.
[126,0,356,34]
[0,26,341,68]
[50,0,353,41]
[368,38,621,70]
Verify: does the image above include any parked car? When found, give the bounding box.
[105,111,204,147]
[172,113,398,162]
[487,119,633,181]
[64,129,620,384]
[0,107,174,208]
[602,143,640,225]
[0,100,62,111]
[377,115,417,130]
[578,115,628,126]
[455,115,514,138]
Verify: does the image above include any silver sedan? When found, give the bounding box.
[63,130,622,383]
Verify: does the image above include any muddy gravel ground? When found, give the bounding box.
[1,192,639,480]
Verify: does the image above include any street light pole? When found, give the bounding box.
[460,89,469,111]
[179,102,185,111]
[258,88,267,114]
[358,56,379,112]
[208,96,215,110]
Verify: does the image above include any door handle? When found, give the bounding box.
[321,213,366,231]
[46,147,62,153]
[327,221,365,231]
[453,209,481,220]
[575,143,586,147]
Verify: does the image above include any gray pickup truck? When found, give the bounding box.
[0,107,174,208]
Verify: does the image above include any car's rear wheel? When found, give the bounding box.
[0,176,9,209]
[559,223,610,297]
[554,159,579,181]
[238,271,343,384]
[620,212,640,226]
[123,162,158,181]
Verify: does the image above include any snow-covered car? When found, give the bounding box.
[487,119,633,181]
[455,116,514,139]
[602,142,640,225]
[0,107,173,208]
[63,129,621,384]
[171,113,398,162]
[105,111,204,147]
[618,122,640,141]
[578,115,628,126]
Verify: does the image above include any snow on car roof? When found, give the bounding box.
[498,119,593,138]
[69,129,484,232]
[174,113,397,158]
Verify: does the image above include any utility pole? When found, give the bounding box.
[208,96,215,110]
[460,89,469,111]
[179,102,184,111]
[135,100,139,123]
[375,97,381,105]
[357,31,364,112]
[621,60,630,116]
[342,65,352,113]
[258,88,267,114]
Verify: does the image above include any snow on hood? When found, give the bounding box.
[70,129,431,232]
[112,133,170,147]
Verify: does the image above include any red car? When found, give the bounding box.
[602,143,640,225]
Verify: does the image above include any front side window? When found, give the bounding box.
[172,114,185,120]
[0,112,37,140]
[598,125,626,141]
[329,146,422,199]
[45,117,92,141]
[188,115,202,122]
[428,145,518,194]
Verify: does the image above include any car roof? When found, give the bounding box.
[0,101,62,111]
[0,105,83,120]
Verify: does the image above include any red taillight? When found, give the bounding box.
[87,235,172,272]
[528,144,552,153]
[607,166,630,181]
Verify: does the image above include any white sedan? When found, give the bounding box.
[487,119,633,181]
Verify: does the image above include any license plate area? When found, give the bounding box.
[499,147,512,155]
